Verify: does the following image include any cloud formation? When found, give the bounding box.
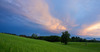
[79,22,100,37]
[1,0,100,37]
[3,0,66,33]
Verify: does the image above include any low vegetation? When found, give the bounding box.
[0,33,100,52]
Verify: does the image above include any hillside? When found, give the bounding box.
[0,33,100,52]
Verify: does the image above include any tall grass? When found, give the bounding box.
[0,33,100,52]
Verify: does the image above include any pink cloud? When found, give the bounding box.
[14,0,67,33]
[79,22,100,37]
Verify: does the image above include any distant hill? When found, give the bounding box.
[0,33,100,52]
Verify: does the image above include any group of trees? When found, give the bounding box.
[2,31,100,45]
[31,31,70,44]
[38,36,60,42]
[71,37,87,42]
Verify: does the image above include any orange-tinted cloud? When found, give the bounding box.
[15,0,66,33]
[79,22,100,37]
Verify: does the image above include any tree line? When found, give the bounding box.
[2,31,100,45]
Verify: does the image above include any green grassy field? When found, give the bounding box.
[0,33,100,52]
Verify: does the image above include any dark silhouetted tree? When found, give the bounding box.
[61,31,70,45]
[71,37,76,42]
[31,33,38,39]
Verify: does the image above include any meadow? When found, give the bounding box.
[0,33,100,52]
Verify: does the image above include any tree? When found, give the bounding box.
[61,31,70,45]
[71,37,76,42]
[31,33,38,39]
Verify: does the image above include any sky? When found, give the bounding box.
[0,0,100,38]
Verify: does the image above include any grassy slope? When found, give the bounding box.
[0,33,100,52]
